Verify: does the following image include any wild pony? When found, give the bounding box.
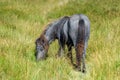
[35,14,90,73]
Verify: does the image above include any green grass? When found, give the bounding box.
[0,0,120,80]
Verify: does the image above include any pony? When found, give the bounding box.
[35,14,90,73]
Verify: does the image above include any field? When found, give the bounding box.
[0,0,120,80]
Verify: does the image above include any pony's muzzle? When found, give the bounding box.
[35,51,46,61]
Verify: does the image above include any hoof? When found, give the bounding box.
[73,66,81,72]
[82,69,86,73]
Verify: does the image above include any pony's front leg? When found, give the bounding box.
[67,44,74,65]
[57,41,65,57]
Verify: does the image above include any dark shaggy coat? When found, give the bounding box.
[35,14,90,72]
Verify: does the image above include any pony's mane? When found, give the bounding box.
[41,16,70,37]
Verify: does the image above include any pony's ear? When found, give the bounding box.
[42,39,45,43]
[35,38,40,44]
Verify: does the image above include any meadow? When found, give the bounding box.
[0,0,120,80]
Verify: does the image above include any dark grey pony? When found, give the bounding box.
[35,14,90,73]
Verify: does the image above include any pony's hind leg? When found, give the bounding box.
[75,42,84,71]
[82,51,86,73]
[82,41,88,73]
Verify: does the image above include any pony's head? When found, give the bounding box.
[35,35,49,61]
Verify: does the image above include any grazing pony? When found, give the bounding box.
[35,14,90,73]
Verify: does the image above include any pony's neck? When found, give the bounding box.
[44,21,59,44]
[44,16,69,44]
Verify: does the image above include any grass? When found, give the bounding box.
[0,0,120,80]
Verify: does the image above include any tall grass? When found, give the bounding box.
[0,0,120,80]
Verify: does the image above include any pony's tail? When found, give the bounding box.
[77,19,85,44]
[75,18,85,70]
